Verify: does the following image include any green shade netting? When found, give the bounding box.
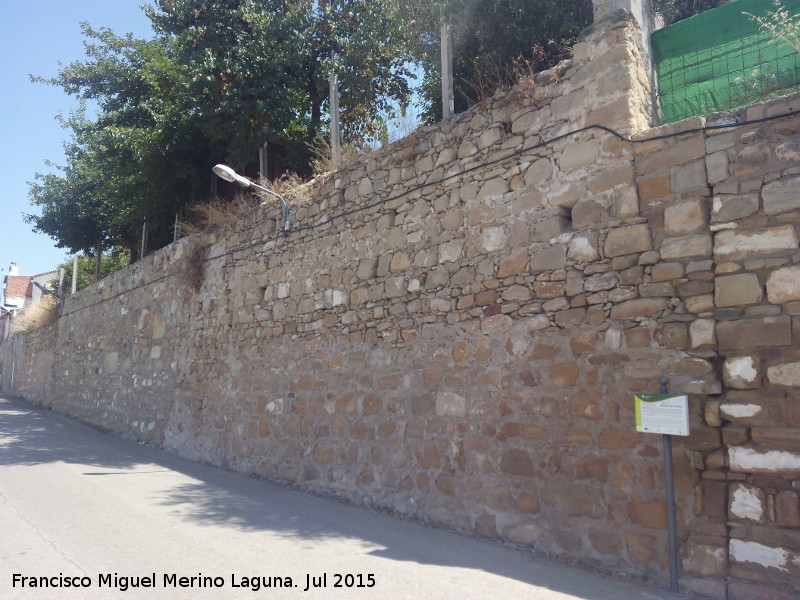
[652,0,800,123]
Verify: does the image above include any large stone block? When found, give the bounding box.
[751,427,800,450]
[610,298,667,320]
[715,273,763,307]
[530,245,567,273]
[767,361,800,387]
[660,234,713,260]
[664,199,707,235]
[762,175,800,215]
[568,231,600,262]
[767,265,800,304]
[723,355,762,389]
[729,446,800,474]
[714,226,799,261]
[729,482,766,523]
[605,224,652,257]
[716,316,792,350]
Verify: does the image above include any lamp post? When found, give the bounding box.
[212,164,290,232]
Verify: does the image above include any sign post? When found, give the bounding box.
[634,378,688,597]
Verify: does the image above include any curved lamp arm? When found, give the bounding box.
[212,164,290,232]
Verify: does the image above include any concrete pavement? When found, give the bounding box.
[0,395,676,599]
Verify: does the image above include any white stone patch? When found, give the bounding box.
[730,539,791,572]
[438,239,464,264]
[720,404,762,419]
[435,392,467,417]
[265,398,284,413]
[277,282,290,299]
[724,356,758,385]
[568,234,600,262]
[481,226,507,252]
[730,485,764,521]
[729,447,800,474]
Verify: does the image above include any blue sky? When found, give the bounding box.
[0,1,154,281]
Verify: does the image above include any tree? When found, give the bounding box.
[29,2,418,259]
[59,248,131,293]
[28,26,209,259]
[399,0,594,124]
[146,0,415,161]
[653,0,731,25]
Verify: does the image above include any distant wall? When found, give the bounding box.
[3,8,800,599]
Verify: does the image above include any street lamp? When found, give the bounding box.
[212,164,290,232]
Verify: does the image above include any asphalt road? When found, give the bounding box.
[0,395,669,600]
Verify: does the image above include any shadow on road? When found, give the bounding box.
[0,395,655,600]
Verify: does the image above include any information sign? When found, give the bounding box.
[634,393,690,436]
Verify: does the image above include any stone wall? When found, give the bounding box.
[3,7,800,599]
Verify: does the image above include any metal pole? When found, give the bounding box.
[71,257,78,294]
[440,20,454,119]
[329,72,342,169]
[660,377,680,596]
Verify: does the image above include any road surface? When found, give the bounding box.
[0,395,672,600]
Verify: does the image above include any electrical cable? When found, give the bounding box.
[59,105,800,316]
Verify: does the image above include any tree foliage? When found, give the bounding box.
[58,248,131,293]
[28,1,415,262]
[653,0,731,25]
[397,0,593,123]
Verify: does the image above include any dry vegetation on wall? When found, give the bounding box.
[10,296,60,332]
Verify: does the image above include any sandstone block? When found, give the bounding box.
[568,232,600,262]
[683,544,728,577]
[729,482,766,522]
[541,485,605,518]
[689,319,716,349]
[605,224,652,257]
[716,316,792,350]
[651,262,684,282]
[672,159,707,193]
[434,391,466,417]
[705,151,729,184]
[559,139,598,170]
[497,248,529,277]
[504,522,541,545]
[598,428,640,450]
[751,427,800,450]
[546,181,584,209]
[776,138,800,162]
[723,355,762,389]
[500,449,536,477]
[715,273,763,307]
[626,531,656,564]
[660,234,713,260]
[610,298,667,320]
[664,199,707,235]
[530,245,567,273]
[733,142,771,177]
[711,194,759,222]
[638,172,671,203]
[776,490,800,527]
[767,361,800,387]
[766,265,800,304]
[714,226,799,261]
[729,446,800,474]
[763,175,800,215]
[550,362,579,386]
[584,272,619,292]
[628,500,667,530]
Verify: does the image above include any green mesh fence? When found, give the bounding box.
[652,0,800,124]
